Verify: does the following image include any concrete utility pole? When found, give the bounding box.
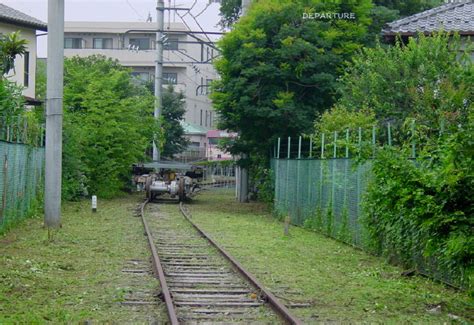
[45,0,64,228]
[242,0,251,15]
[237,0,251,203]
[153,0,165,162]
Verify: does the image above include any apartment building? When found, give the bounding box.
[0,4,47,103]
[63,21,218,129]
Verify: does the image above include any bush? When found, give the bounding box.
[62,55,159,199]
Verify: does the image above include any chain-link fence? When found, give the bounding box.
[0,117,45,233]
[273,158,372,246]
[271,128,467,288]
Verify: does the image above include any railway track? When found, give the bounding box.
[139,199,302,324]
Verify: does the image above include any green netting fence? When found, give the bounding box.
[272,158,372,246]
[0,116,45,233]
[270,121,467,288]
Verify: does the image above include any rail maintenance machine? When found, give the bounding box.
[132,161,203,202]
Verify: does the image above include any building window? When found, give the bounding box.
[65,38,82,49]
[163,72,177,84]
[129,38,150,50]
[93,38,113,49]
[131,72,150,82]
[205,110,208,127]
[200,110,203,126]
[23,51,29,87]
[164,37,179,50]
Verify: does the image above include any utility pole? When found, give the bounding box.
[242,0,251,15]
[45,0,64,228]
[237,0,251,203]
[153,0,164,162]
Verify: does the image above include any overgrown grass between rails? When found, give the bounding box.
[0,194,166,323]
[162,189,473,323]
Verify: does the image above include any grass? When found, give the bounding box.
[161,189,473,324]
[0,194,166,323]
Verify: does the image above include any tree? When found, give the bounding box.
[161,85,189,158]
[219,0,242,29]
[336,33,473,128]
[62,55,159,199]
[219,0,442,46]
[212,0,372,159]
[0,31,27,75]
[0,31,28,118]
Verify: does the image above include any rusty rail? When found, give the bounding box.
[139,199,179,325]
[179,202,303,325]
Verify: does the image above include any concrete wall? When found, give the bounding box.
[0,22,37,98]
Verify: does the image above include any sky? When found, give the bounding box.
[2,0,223,57]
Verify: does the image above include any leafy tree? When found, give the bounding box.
[0,78,25,118]
[219,0,442,46]
[62,55,159,199]
[219,0,242,29]
[212,0,372,160]
[330,32,473,289]
[337,32,473,128]
[161,85,189,158]
[0,31,27,75]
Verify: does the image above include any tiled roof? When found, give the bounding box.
[382,0,474,35]
[0,4,47,31]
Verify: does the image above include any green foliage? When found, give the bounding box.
[363,113,474,289]
[161,85,189,158]
[212,0,372,158]
[250,155,274,203]
[35,59,46,101]
[62,55,159,200]
[337,33,473,127]
[314,105,376,134]
[218,0,242,29]
[374,0,442,17]
[0,31,28,75]
[0,78,24,119]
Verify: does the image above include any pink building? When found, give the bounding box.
[206,130,237,161]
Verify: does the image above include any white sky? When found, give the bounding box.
[1,0,222,57]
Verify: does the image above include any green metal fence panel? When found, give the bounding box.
[0,141,45,232]
[271,156,465,288]
[273,158,371,246]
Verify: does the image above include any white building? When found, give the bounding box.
[0,4,47,103]
[63,21,218,130]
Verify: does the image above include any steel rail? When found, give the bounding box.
[179,202,303,325]
[139,199,179,325]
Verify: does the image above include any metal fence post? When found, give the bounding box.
[372,126,376,158]
[333,131,338,158]
[321,133,325,159]
[411,120,416,159]
[309,135,313,158]
[387,122,392,146]
[298,136,302,159]
[287,137,291,159]
[277,137,281,159]
[358,127,362,158]
[345,129,349,158]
